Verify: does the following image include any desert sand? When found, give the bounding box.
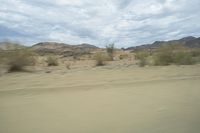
[0,65,200,133]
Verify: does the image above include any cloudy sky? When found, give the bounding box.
[0,0,200,47]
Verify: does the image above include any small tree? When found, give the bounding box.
[106,43,115,61]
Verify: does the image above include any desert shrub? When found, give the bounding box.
[93,52,108,66]
[138,58,146,67]
[135,51,149,60]
[72,55,79,60]
[153,52,173,66]
[106,43,115,61]
[153,45,197,65]
[2,49,35,72]
[173,51,194,65]
[134,45,199,67]
[65,62,71,69]
[135,51,150,67]
[189,49,200,63]
[0,52,7,65]
[119,54,128,60]
[46,56,58,66]
[193,56,200,63]
[153,45,174,66]
[190,49,200,57]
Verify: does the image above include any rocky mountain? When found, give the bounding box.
[31,42,99,56]
[126,36,200,51]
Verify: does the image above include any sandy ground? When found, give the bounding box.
[0,65,200,133]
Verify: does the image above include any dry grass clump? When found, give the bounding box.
[135,51,150,67]
[93,52,109,66]
[119,54,129,60]
[46,56,58,66]
[0,49,36,72]
[65,62,71,69]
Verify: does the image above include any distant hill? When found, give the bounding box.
[126,36,200,51]
[31,42,99,56]
[0,41,26,51]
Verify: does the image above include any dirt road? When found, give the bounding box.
[0,65,200,133]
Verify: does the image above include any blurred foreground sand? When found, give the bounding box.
[0,65,200,133]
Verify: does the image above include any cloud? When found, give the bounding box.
[0,0,200,47]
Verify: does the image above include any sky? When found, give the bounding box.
[0,0,200,47]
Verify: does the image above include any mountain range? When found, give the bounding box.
[126,36,200,51]
[31,42,99,56]
[0,36,200,53]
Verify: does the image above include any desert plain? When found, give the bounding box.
[0,64,200,133]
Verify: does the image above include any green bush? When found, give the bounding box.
[153,45,196,65]
[135,45,198,66]
[153,52,173,66]
[153,45,174,66]
[46,56,58,66]
[173,51,194,65]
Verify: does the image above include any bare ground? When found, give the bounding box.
[0,65,200,133]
